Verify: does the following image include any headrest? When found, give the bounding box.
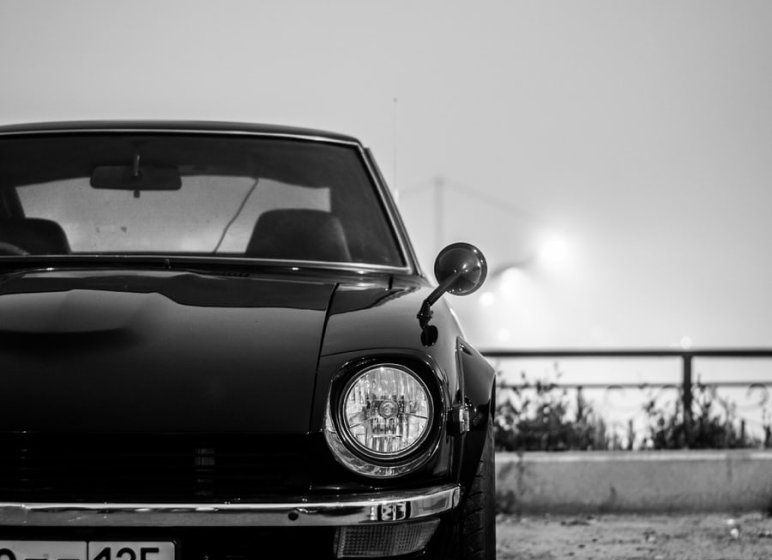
[246,209,351,262]
[0,218,71,254]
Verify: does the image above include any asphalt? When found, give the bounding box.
[496,512,772,560]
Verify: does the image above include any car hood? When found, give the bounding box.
[0,268,338,434]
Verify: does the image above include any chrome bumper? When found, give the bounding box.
[0,484,460,527]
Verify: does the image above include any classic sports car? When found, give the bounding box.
[0,122,496,559]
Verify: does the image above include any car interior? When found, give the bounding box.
[246,209,351,262]
[0,217,71,255]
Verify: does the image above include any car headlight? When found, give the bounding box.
[340,364,433,459]
[324,362,439,478]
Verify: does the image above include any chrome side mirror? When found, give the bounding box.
[433,242,487,297]
[417,243,487,346]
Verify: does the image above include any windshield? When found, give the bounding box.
[0,133,405,267]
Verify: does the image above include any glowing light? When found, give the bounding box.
[498,267,529,298]
[680,336,693,349]
[496,328,511,342]
[538,234,571,267]
[500,268,522,282]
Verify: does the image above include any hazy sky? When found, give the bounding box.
[2,0,771,352]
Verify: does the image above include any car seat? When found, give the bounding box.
[0,218,71,254]
[246,209,351,262]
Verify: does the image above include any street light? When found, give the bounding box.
[398,175,540,255]
[470,232,575,345]
[536,233,573,269]
[488,231,574,279]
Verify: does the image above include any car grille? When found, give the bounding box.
[0,433,310,503]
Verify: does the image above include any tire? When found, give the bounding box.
[453,420,497,560]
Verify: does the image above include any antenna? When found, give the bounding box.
[392,97,398,202]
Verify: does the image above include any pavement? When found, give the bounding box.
[496,512,772,560]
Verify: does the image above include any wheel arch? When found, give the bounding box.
[455,338,496,488]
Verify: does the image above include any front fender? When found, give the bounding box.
[455,338,496,490]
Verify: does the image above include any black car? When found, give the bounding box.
[0,122,496,560]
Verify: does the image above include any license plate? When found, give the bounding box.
[0,542,175,560]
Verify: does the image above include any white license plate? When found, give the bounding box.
[0,541,175,560]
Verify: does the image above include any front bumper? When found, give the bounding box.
[0,484,459,527]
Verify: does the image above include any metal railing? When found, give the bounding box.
[483,348,772,449]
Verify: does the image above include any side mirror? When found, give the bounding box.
[433,242,487,297]
[417,243,487,346]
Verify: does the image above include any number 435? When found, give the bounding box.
[92,547,161,560]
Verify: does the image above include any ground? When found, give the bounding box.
[496,512,772,559]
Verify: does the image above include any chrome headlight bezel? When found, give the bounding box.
[337,363,434,460]
[323,359,443,478]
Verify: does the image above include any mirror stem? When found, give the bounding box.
[417,268,466,329]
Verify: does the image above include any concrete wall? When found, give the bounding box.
[495,450,772,513]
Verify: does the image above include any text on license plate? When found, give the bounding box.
[0,541,175,560]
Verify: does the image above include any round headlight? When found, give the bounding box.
[339,364,433,459]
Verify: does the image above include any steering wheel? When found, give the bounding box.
[0,241,29,256]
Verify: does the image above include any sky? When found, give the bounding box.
[1,0,772,358]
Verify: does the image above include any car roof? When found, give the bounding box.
[0,120,363,145]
